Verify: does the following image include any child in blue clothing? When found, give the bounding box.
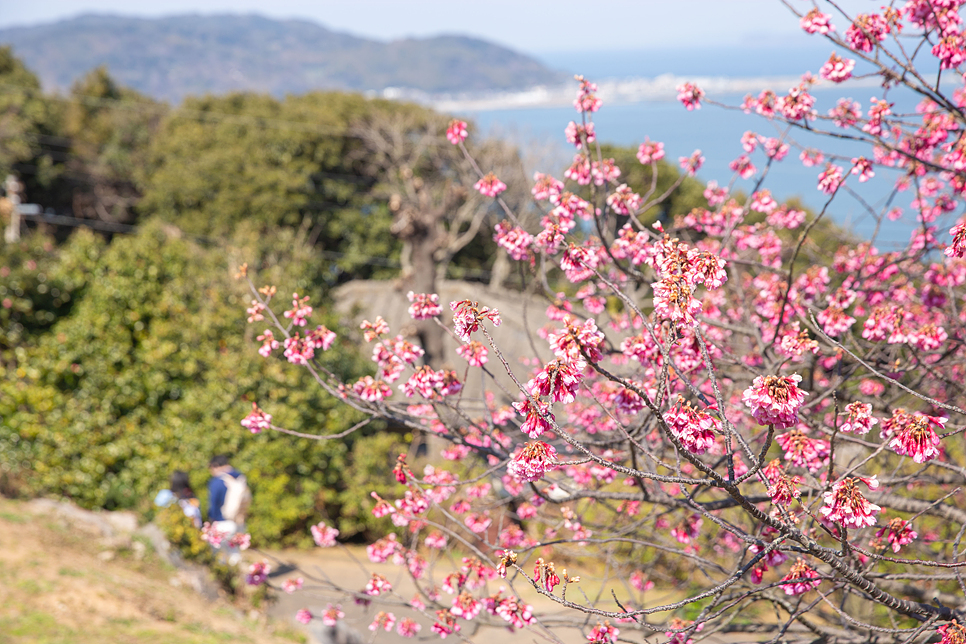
[154,470,203,528]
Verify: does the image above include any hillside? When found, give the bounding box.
[0,14,566,102]
[0,498,304,644]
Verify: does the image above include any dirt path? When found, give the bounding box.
[260,542,660,644]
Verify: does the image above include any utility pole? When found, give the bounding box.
[4,174,23,243]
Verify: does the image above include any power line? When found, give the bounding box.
[20,210,137,233]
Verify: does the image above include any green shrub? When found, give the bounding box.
[1,221,400,545]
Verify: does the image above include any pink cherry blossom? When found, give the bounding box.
[527,359,583,403]
[864,98,893,136]
[241,402,272,433]
[780,559,821,595]
[574,76,602,113]
[474,173,507,197]
[352,375,391,402]
[321,604,344,626]
[450,299,501,341]
[431,610,461,638]
[587,622,620,644]
[820,476,881,528]
[256,329,279,357]
[829,98,862,128]
[456,341,488,366]
[360,316,390,342]
[493,221,533,261]
[283,293,312,327]
[676,82,704,110]
[801,8,835,34]
[311,521,339,547]
[407,291,442,319]
[762,137,790,160]
[934,31,966,69]
[636,138,665,165]
[762,459,801,506]
[846,13,890,53]
[777,82,815,121]
[565,154,592,185]
[671,514,703,547]
[200,522,229,548]
[851,156,875,182]
[775,429,830,472]
[703,180,728,206]
[630,571,654,592]
[767,207,806,229]
[246,561,271,585]
[876,517,918,553]
[751,189,778,214]
[820,52,856,83]
[365,573,392,596]
[283,335,316,365]
[840,402,878,435]
[295,609,313,625]
[729,154,756,179]
[946,220,966,257]
[531,173,564,201]
[663,399,720,454]
[606,184,641,215]
[246,299,266,323]
[507,441,558,482]
[397,618,421,638]
[446,119,467,145]
[565,121,596,149]
[884,410,945,463]
[817,163,845,194]
[742,374,808,429]
[369,611,396,632]
[679,149,704,176]
[800,149,825,167]
[513,398,555,439]
[938,621,966,644]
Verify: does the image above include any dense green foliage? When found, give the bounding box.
[139,92,400,279]
[0,223,404,545]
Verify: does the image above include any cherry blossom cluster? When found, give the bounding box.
[236,10,966,639]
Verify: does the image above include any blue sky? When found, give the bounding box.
[0,0,872,54]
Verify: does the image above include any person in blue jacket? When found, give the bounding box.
[207,454,251,565]
[207,454,251,528]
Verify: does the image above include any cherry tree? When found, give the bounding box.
[237,2,966,642]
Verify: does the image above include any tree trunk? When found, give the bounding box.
[393,203,447,368]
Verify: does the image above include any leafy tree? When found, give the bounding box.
[58,66,165,223]
[139,92,399,280]
[0,221,400,544]
[0,46,64,204]
[0,229,103,368]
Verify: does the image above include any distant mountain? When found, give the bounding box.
[0,14,566,102]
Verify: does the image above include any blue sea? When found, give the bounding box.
[465,47,954,248]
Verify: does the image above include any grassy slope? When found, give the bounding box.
[0,498,304,644]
